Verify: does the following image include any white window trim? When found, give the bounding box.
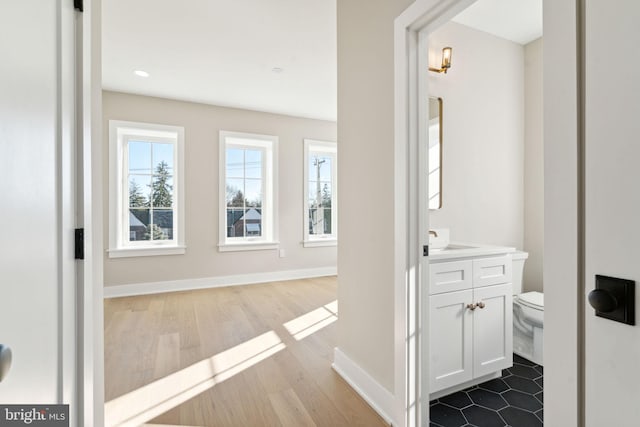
[303,139,338,248]
[108,120,186,258]
[218,130,279,252]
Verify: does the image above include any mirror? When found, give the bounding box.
[429,97,443,210]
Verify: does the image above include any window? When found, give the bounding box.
[303,139,337,247]
[219,131,278,251]
[109,120,185,258]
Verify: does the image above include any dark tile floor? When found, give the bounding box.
[430,354,543,427]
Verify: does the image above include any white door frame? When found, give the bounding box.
[78,0,105,425]
[393,2,477,425]
[61,0,79,414]
[394,0,583,426]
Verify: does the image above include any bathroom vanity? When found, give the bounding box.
[429,243,516,399]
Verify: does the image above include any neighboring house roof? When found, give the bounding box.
[227,208,262,228]
[239,208,261,221]
[227,209,245,227]
[130,210,173,229]
[129,211,147,228]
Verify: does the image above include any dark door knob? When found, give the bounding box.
[0,344,11,383]
[588,289,618,313]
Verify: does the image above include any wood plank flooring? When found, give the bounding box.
[104,276,388,427]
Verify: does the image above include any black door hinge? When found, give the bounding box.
[74,0,83,12]
[423,245,429,257]
[75,228,84,260]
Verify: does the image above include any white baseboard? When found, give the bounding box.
[332,347,396,426]
[103,266,337,298]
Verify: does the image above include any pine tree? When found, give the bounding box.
[151,161,173,208]
[129,180,148,207]
[230,190,246,207]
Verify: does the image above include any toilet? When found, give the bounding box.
[511,251,544,366]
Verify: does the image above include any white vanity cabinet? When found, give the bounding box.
[429,254,513,396]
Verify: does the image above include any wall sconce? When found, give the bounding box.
[429,47,453,74]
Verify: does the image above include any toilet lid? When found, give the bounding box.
[518,291,544,309]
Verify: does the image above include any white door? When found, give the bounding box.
[0,0,77,417]
[429,289,473,392]
[473,284,512,378]
[584,2,640,426]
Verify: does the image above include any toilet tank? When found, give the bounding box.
[511,251,529,295]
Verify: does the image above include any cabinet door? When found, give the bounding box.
[430,289,474,393]
[473,283,513,378]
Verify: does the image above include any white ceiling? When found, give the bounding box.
[452,0,543,45]
[103,0,541,122]
[102,0,337,121]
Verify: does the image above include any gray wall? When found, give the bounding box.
[524,37,544,293]
[103,91,337,286]
[337,0,414,393]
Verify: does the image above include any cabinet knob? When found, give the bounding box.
[466,303,477,311]
[477,302,486,309]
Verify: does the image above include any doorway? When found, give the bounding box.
[394,0,582,425]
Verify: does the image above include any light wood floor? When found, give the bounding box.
[104,276,388,427]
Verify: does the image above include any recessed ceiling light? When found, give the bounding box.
[134,70,150,78]
[271,67,283,74]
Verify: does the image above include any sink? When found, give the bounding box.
[431,243,478,252]
[429,241,516,261]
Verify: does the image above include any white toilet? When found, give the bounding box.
[511,251,544,366]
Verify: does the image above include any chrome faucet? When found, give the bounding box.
[429,230,438,238]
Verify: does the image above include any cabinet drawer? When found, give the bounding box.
[430,260,473,294]
[472,255,512,287]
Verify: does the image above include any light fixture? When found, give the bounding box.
[429,47,453,74]
[134,70,150,78]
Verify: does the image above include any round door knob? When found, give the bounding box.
[0,344,12,383]
[588,289,618,313]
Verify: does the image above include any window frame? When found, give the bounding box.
[218,130,279,252]
[108,120,185,258]
[303,139,338,247]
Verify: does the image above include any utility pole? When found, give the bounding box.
[314,157,326,234]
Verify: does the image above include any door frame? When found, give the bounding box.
[393,2,478,425]
[393,0,584,426]
[78,0,105,425]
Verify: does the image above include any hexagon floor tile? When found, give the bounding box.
[430,354,543,427]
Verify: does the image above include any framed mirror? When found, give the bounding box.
[429,97,443,210]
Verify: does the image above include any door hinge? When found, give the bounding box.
[423,245,429,257]
[75,228,84,260]
[74,0,83,12]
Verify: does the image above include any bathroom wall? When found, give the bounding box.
[523,38,544,292]
[102,91,337,287]
[429,22,525,250]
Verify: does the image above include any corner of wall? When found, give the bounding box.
[332,347,396,426]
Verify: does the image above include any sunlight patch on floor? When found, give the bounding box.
[283,300,338,340]
[105,330,286,427]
